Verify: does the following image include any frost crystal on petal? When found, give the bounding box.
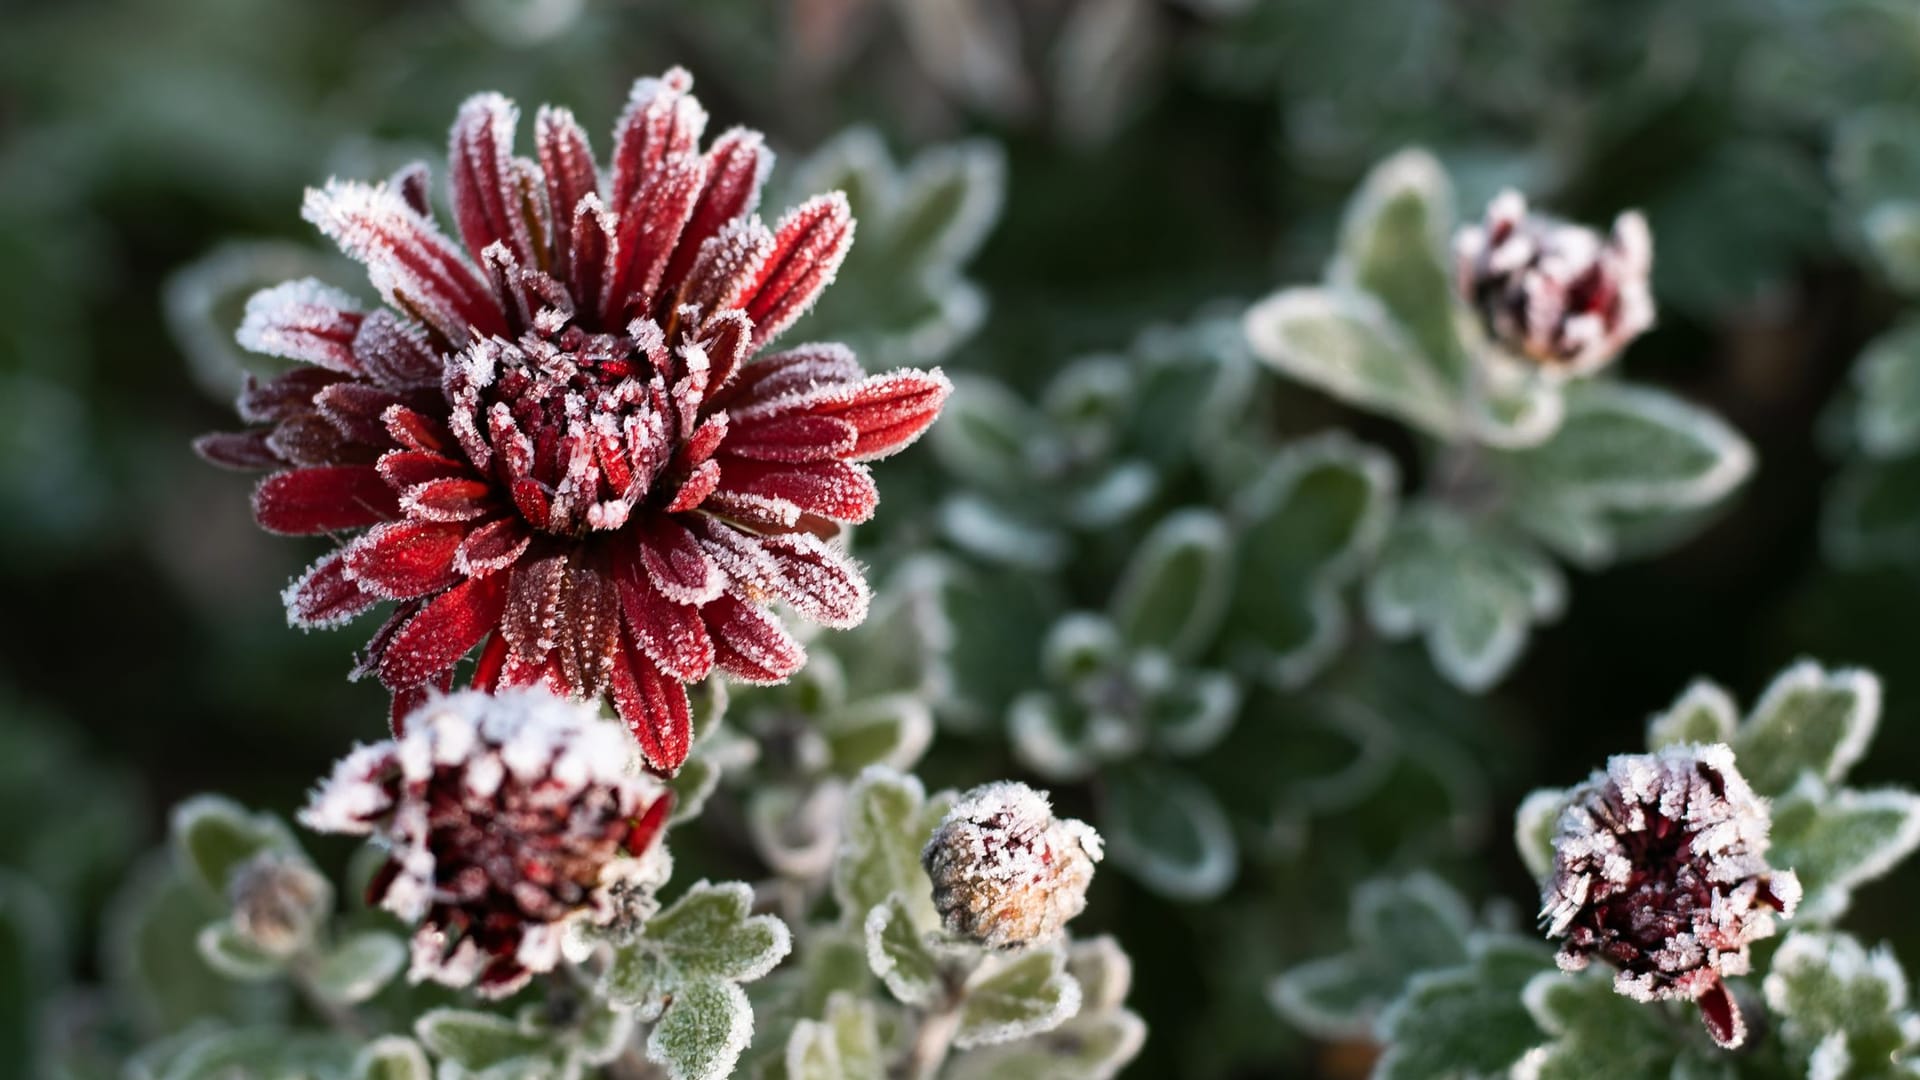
[1541,743,1800,1049]
[922,780,1104,950]
[298,688,672,998]
[1455,189,1654,375]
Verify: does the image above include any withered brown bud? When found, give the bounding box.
[922,781,1102,950]
[226,850,331,957]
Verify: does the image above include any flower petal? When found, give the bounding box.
[740,192,854,350]
[608,639,693,773]
[660,127,771,307]
[343,520,467,600]
[283,549,380,628]
[615,550,714,682]
[302,179,504,344]
[608,68,705,216]
[254,466,399,535]
[194,430,282,471]
[535,105,599,282]
[702,592,804,684]
[236,280,365,374]
[450,93,539,270]
[378,574,509,690]
[638,516,724,605]
[713,458,876,523]
[722,414,858,462]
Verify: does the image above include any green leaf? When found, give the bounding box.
[1067,936,1134,1013]
[931,376,1039,494]
[1270,873,1474,1038]
[1768,777,1920,923]
[1365,506,1565,692]
[668,754,721,826]
[831,767,953,930]
[1645,680,1738,750]
[194,923,285,981]
[1244,286,1463,439]
[1513,788,1567,883]
[307,930,406,1006]
[862,893,944,1007]
[1763,931,1920,1079]
[1851,320,1920,458]
[647,978,754,1080]
[1228,432,1398,688]
[352,1036,431,1080]
[748,785,843,881]
[156,1026,355,1080]
[642,881,792,984]
[1101,761,1237,901]
[944,1009,1147,1080]
[823,693,935,776]
[956,944,1083,1049]
[1330,148,1466,390]
[414,1009,549,1070]
[784,993,885,1080]
[1512,969,1713,1080]
[1111,510,1235,660]
[1500,381,1753,568]
[1375,935,1554,1080]
[106,854,287,1037]
[170,795,300,900]
[1731,661,1880,797]
[1825,455,1920,568]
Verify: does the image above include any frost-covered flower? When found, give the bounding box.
[299,688,671,998]
[1453,189,1653,375]
[1541,743,1801,1049]
[922,781,1103,949]
[197,69,951,770]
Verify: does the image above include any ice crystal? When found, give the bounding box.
[198,69,951,771]
[922,781,1103,950]
[299,688,672,998]
[1542,743,1801,1049]
[1454,189,1654,375]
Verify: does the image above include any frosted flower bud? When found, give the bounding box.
[1454,189,1654,375]
[226,850,330,957]
[922,781,1103,950]
[1542,743,1801,1049]
[299,688,672,999]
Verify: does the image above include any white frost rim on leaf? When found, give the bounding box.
[1103,770,1237,902]
[1111,508,1235,661]
[1779,778,1920,923]
[646,979,754,1080]
[1740,661,1882,788]
[1542,381,1757,513]
[1646,678,1740,749]
[1514,787,1569,883]
[1329,147,1456,293]
[1243,286,1464,439]
[955,944,1085,1049]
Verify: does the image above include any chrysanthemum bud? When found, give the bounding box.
[921,781,1103,950]
[1542,743,1801,1050]
[226,850,331,957]
[300,688,672,998]
[1454,189,1654,375]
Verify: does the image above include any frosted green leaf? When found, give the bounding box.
[748,786,841,881]
[1111,509,1235,660]
[1067,935,1133,1013]
[1227,432,1398,688]
[784,993,884,1080]
[647,979,753,1080]
[944,1009,1146,1080]
[194,923,284,982]
[164,241,354,403]
[938,493,1069,571]
[1833,108,1920,292]
[106,855,286,1037]
[1763,931,1920,1079]
[831,767,953,930]
[1330,148,1466,389]
[1145,669,1241,758]
[1825,456,1920,568]
[1375,935,1554,1080]
[155,1026,355,1080]
[1851,320,1920,458]
[1500,381,1754,568]
[352,1036,430,1080]
[1768,777,1920,923]
[1244,286,1463,439]
[1863,203,1920,296]
[1102,762,1237,901]
[171,795,300,899]
[641,881,792,984]
[1365,506,1565,692]
[1270,872,1474,1038]
[1645,680,1739,750]
[1008,688,1135,783]
[0,870,57,1074]
[1731,661,1880,796]
[1514,788,1567,883]
[1121,316,1261,473]
[414,1009,549,1070]
[930,376,1036,493]
[955,943,1083,1049]
[1512,970,1715,1080]
[668,754,720,826]
[863,893,943,1007]
[307,930,406,1006]
[823,693,934,776]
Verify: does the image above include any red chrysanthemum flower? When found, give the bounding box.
[197,70,950,770]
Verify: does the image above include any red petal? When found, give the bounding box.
[401,477,496,522]
[302,179,504,344]
[354,311,442,389]
[677,414,730,471]
[1697,979,1746,1049]
[378,574,509,690]
[616,550,714,681]
[625,794,674,851]
[701,490,802,531]
[723,414,858,462]
[194,430,283,471]
[638,515,725,606]
[239,368,347,424]
[471,632,509,692]
[502,553,569,662]
[721,344,863,408]
[236,280,365,374]
[697,309,751,395]
[677,219,773,321]
[377,450,469,492]
[758,532,870,628]
[388,669,453,736]
[703,592,804,684]
[665,459,721,513]
[661,127,771,308]
[382,405,454,455]
[740,193,854,350]
[713,458,876,524]
[606,153,707,323]
[254,466,399,535]
[535,105,599,282]
[455,516,533,576]
[284,550,380,628]
[609,69,704,216]
[316,383,406,448]
[567,194,615,319]
[554,559,622,697]
[733,368,951,461]
[608,639,693,772]
[450,93,538,270]
[343,520,466,599]
[267,412,366,467]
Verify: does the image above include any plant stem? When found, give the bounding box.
[903,999,964,1080]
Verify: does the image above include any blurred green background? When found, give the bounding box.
[8,0,1920,1075]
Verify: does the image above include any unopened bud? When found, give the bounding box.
[226,850,331,957]
[922,781,1102,950]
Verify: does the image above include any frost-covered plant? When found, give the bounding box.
[1246,150,1754,690]
[194,68,951,762]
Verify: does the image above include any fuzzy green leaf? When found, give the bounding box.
[931,376,1037,494]
[823,693,934,776]
[1768,777,1920,923]
[170,795,300,900]
[668,754,721,826]
[784,992,885,1080]
[1512,970,1718,1080]
[1731,661,1880,797]
[1111,509,1235,660]
[1228,433,1397,688]
[1245,286,1463,439]
[307,930,405,1006]
[1825,455,1920,568]
[863,893,944,1007]
[945,1009,1147,1080]
[647,978,753,1080]
[1365,506,1564,692]
[155,1026,355,1080]
[1376,935,1554,1080]
[1331,148,1465,389]
[831,767,953,930]
[956,944,1083,1049]
[0,870,58,1075]
[1764,931,1920,1079]
[1270,873,1474,1038]
[194,923,285,982]
[1645,680,1739,750]
[414,1009,549,1070]
[107,855,287,1037]
[352,1036,431,1080]
[1851,320,1920,458]
[1514,788,1566,883]
[642,881,792,984]
[1102,761,1237,901]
